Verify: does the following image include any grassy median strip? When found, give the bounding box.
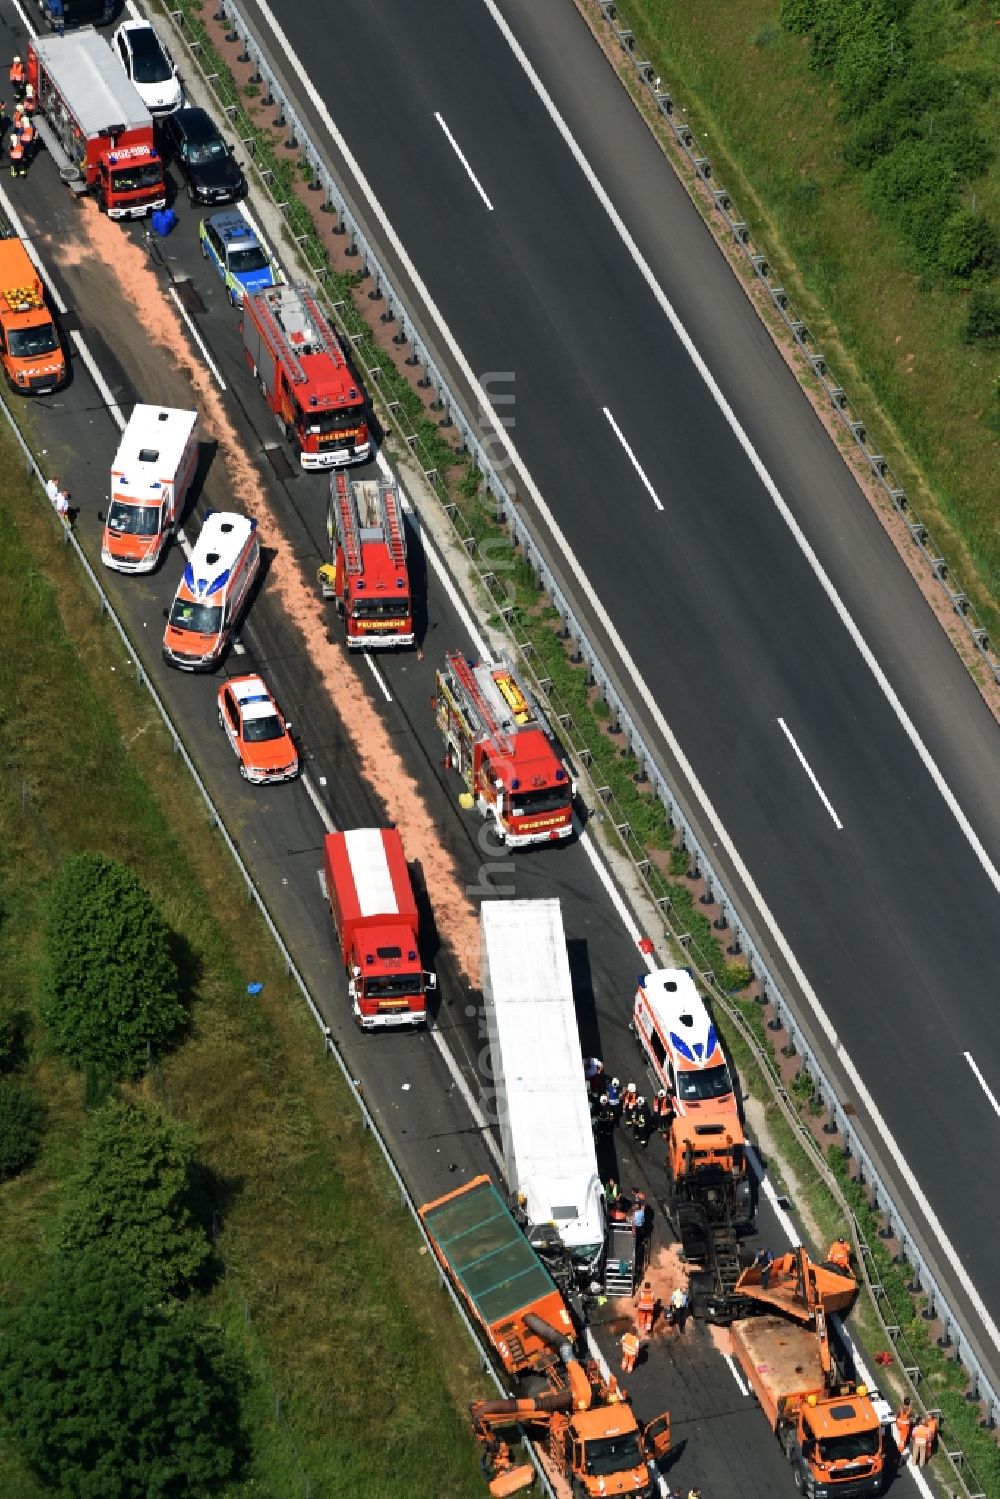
[0,459,486,1494]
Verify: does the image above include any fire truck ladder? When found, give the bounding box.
[378,481,406,568]
[334,473,363,576]
[446,653,513,758]
[298,286,347,372]
[254,289,308,386]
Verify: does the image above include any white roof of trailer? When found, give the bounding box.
[33,27,153,137]
[482,901,602,1248]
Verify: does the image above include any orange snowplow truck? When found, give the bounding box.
[434,653,574,846]
[420,1175,671,1498]
[0,238,65,395]
[321,472,413,648]
[242,283,370,469]
[730,1247,885,1498]
[28,29,166,221]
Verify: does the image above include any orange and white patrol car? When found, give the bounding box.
[633,967,737,1117]
[162,510,259,672]
[217,675,298,785]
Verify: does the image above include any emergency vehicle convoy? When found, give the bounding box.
[242,282,370,469]
[101,405,197,573]
[434,653,574,845]
[323,827,434,1029]
[28,28,166,219]
[0,236,65,394]
[321,472,414,648]
[161,510,259,671]
[420,1175,671,1497]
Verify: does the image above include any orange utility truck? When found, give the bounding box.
[0,237,65,395]
[434,653,574,846]
[730,1247,885,1498]
[28,28,166,220]
[242,283,370,469]
[420,1175,671,1498]
[323,827,433,1029]
[321,471,413,647]
[663,1110,753,1323]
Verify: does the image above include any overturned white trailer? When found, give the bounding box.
[481,898,605,1271]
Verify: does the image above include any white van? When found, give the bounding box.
[162,511,259,672]
[101,405,198,573]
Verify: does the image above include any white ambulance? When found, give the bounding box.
[632,967,737,1117]
[162,511,259,672]
[101,405,198,573]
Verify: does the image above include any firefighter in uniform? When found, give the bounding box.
[8,55,24,102]
[620,1082,638,1131]
[22,83,36,118]
[18,108,35,167]
[8,128,25,178]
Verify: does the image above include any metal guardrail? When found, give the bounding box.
[166,0,1000,1450]
[591,0,1000,692]
[0,398,553,1499]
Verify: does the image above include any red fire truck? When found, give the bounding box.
[323,827,434,1029]
[28,28,166,220]
[320,472,413,648]
[434,654,575,847]
[242,283,370,470]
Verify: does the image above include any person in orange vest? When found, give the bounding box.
[620,1082,638,1129]
[826,1236,852,1273]
[651,1087,674,1134]
[22,83,36,117]
[893,1397,912,1456]
[8,129,25,179]
[911,1415,931,1467]
[620,1328,641,1374]
[8,55,24,102]
[924,1414,939,1462]
[636,1280,657,1336]
[18,110,35,165]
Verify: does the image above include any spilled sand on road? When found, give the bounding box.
[612,1239,690,1341]
[60,202,482,983]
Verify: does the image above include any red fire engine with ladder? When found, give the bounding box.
[319,472,413,648]
[435,653,575,847]
[242,283,370,470]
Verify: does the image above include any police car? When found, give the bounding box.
[198,212,281,307]
[217,675,299,785]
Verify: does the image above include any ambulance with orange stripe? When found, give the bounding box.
[162,510,259,672]
[632,967,738,1117]
[101,405,197,573]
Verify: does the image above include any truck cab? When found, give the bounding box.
[569,1407,670,1498]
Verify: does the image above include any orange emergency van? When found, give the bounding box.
[0,237,65,394]
[101,405,198,573]
[633,967,738,1116]
[162,510,259,672]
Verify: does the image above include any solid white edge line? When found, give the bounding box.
[777,717,843,831]
[363,652,393,703]
[724,1354,749,1397]
[248,0,1000,1354]
[965,1052,1000,1118]
[603,405,663,511]
[433,111,495,211]
[168,286,227,390]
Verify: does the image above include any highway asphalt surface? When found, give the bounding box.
[234,0,1000,1381]
[0,4,844,1490]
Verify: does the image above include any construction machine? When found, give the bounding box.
[420,1176,670,1497]
[729,1247,885,1497]
[662,1111,754,1322]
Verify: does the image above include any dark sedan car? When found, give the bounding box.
[159,108,246,205]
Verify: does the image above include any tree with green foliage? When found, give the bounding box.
[42,852,185,1078]
[963,285,1000,345]
[865,138,959,268]
[0,1082,45,1180]
[0,1250,242,1499]
[59,1098,211,1300]
[938,209,1000,280]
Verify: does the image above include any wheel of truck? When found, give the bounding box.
[793,1463,805,1492]
[781,1428,796,1463]
[217,709,225,731]
[238,761,249,781]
